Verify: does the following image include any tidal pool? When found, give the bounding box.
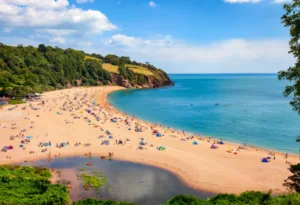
[23,156,213,205]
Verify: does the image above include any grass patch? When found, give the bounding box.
[102,63,154,76]
[85,55,102,62]
[125,64,154,76]
[9,99,26,105]
[79,170,107,190]
[102,63,119,73]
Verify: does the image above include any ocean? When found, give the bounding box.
[108,74,300,154]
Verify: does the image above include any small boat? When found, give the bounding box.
[100,156,106,159]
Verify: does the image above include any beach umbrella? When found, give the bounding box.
[193,141,198,145]
[109,135,113,139]
[156,133,162,137]
[220,141,224,145]
[8,146,13,150]
[139,141,146,145]
[26,136,33,139]
[261,158,269,163]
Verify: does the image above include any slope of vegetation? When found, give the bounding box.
[0,165,70,205]
[125,64,154,76]
[0,43,173,98]
[102,63,119,73]
[84,55,102,62]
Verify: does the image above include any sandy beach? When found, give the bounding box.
[0,86,299,195]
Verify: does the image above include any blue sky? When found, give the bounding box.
[0,0,294,73]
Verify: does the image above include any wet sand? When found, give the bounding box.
[0,86,299,194]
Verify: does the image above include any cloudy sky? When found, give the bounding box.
[0,0,294,73]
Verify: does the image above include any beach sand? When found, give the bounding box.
[0,86,298,195]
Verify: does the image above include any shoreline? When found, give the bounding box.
[105,88,299,158]
[0,86,299,195]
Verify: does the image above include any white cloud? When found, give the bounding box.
[149,1,157,8]
[76,0,94,4]
[107,34,293,73]
[0,0,117,45]
[0,1,116,33]
[50,37,66,44]
[36,29,76,36]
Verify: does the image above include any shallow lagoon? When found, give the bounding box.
[23,156,213,205]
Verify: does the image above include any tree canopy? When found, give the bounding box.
[0,165,70,205]
[279,0,300,193]
[279,0,300,115]
[0,43,172,98]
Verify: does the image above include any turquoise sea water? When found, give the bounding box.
[108,74,300,154]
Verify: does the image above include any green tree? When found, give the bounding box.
[284,164,300,192]
[38,44,47,53]
[3,87,13,97]
[104,54,120,65]
[279,0,300,115]
[120,56,131,64]
[280,0,300,193]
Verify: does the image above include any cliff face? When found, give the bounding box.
[110,73,174,89]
